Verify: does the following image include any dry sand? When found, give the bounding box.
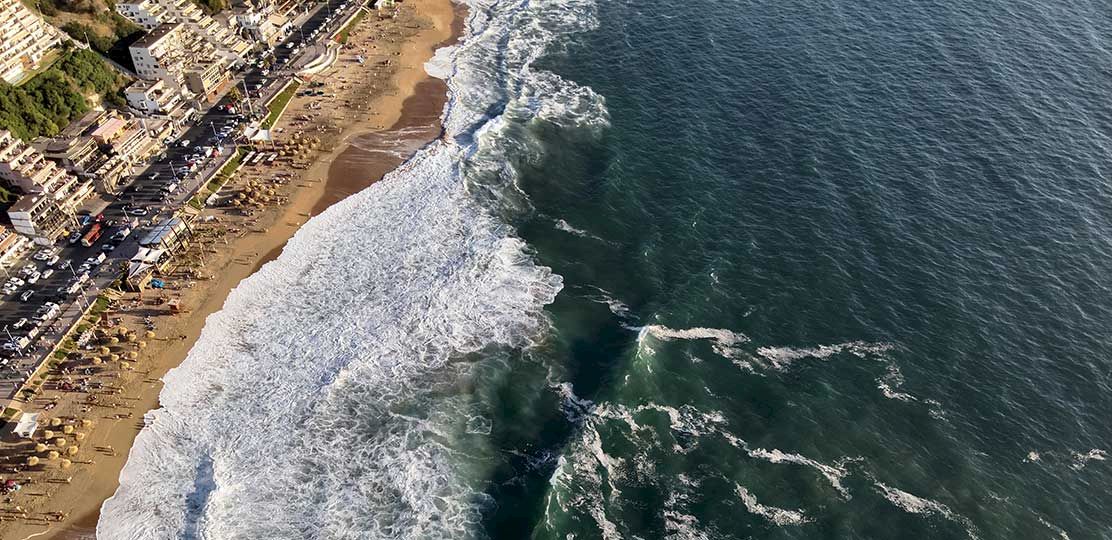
[0,1,460,538]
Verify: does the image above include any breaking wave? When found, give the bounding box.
[97,0,605,537]
[874,481,979,539]
[735,485,812,526]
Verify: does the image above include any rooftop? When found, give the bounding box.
[131,22,182,48]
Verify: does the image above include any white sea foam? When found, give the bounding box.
[639,324,751,359]
[1070,448,1107,470]
[755,341,893,370]
[554,218,611,244]
[98,0,606,537]
[735,485,812,526]
[1037,517,1071,540]
[874,481,979,539]
[747,447,850,498]
[580,285,633,319]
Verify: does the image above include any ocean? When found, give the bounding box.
[99,0,1112,538]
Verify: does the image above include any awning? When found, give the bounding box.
[13,412,40,438]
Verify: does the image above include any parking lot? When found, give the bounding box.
[0,0,364,399]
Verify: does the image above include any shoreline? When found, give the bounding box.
[0,0,462,538]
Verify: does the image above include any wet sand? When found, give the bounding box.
[0,1,462,538]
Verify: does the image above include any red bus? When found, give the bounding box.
[80,223,103,247]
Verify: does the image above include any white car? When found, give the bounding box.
[40,269,54,280]
[12,318,27,329]
[26,272,40,284]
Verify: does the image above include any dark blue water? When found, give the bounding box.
[478,1,1112,538]
[93,0,1112,537]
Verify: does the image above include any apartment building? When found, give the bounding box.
[185,57,232,101]
[0,0,63,84]
[125,78,186,115]
[117,0,251,65]
[235,6,290,48]
[0,225,30,267]
[0,130,77,194]
[1,130,95,243]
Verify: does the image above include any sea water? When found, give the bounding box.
[100,0,1112,538]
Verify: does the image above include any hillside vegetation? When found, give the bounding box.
[0,46,128,140]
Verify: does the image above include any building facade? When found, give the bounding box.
[117,0,251,65]
[0,0,62,84]
[1,130,94,243]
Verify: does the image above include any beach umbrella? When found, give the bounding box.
[47,450,59,460]
[66,445,79,456]
[26,456,39,467]
[62,425,74,434]
[92,357,102,365]
[128,351,139,360]
[126,334,137,342]
[99,347,110,355]
[49,418,62,427]
[145,331,156,339]
[81,419,93,428]
[43,430,55,439]
[34,443,47,453]
[122,362,134,371]
[54,438,67,448]
[118,326,130,336]
[75,432,86,441]
[109,354,120,362]
[60,459,72,469]
[109,337,120,345]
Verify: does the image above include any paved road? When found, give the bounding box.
[0,0,366,402]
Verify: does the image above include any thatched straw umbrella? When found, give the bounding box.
[122,362,134,371]
[127,351,139,360]
[26,456,39,467]
[99,347,110,355]
[60,459,72,469]
[66,445,79,456]
[145,331,156,339]
[81,419,93,428]
[49,417,62,427]
[47,450,59,460]
[92,357,102,365]
[126,333,137,342]
[109,337,120,345]
[62,425,74,434]
[75,432,86,441]
[34,443,47,453]
[109,353,120,362]
[43,430,55,440]
[118,326,130,336]
[54,438,67,448]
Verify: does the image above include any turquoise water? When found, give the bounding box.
[97,1,1112,538]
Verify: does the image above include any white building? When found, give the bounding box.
[117,0,252,65]
[0,130,94,243]
[0,0,63,84]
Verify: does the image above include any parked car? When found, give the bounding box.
[12,318,27,329]
[19,290,33,302]
[41,269,54,280]
[128,207,150,216]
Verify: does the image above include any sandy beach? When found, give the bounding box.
[0,0,460,538]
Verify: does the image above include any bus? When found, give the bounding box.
[80,223,104,247]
